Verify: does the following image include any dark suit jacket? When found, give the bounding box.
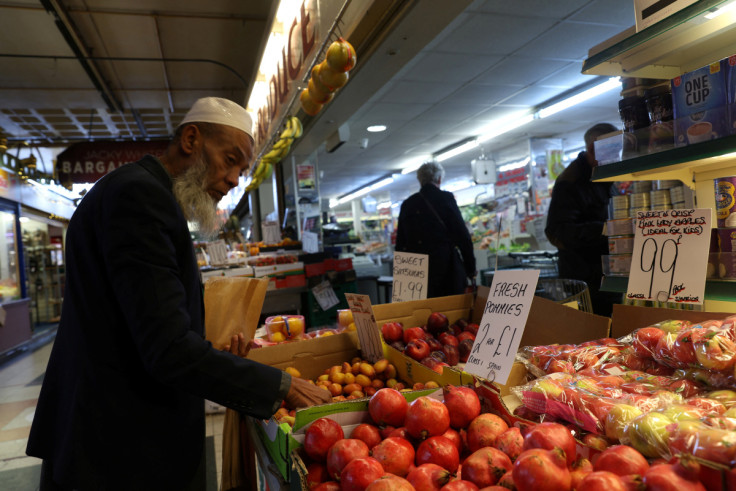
[396,184,476,298]
[27,155,288,489]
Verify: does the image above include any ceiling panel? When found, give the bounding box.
[469,0,592,19]
[378,80,466,105]
[516,21,624,61]
[404,52,504,83]
[475,57,576,87]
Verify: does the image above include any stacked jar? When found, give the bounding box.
[714,176,736,279]
[619,78,655,158]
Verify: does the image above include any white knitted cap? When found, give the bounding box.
[179,97,253,138]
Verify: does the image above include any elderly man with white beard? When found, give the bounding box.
[27,97,330,490]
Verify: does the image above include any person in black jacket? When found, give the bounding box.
[396,162,476,298]
[27,97,330,490]
[545,122,621,316]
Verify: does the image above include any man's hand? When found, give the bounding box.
[284,376,331,409]
[223,332,253,358]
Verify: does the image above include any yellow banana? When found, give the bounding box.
[274,137,293,150]
[290,117,303,139]
[281,118,295,139]
[262,147,283,160]
[262,163,273,180]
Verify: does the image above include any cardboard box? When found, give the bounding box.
[609,303,733,338]
[672,60,729,147]
[325,257,353,271]
[253,261,304,278]
[268,273,307,290]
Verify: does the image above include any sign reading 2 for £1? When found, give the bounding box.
[626,208,711,305]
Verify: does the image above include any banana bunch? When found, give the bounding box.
[246,116,303,192]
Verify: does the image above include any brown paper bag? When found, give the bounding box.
[204,276,269,349]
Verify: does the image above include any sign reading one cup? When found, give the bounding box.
[345,293,383,363]
[626,208,711,305]
[464,269,539,385]
[392,252,428,302]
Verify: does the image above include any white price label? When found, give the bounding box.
[207,240,228,266]
[262,222,281,244]
[345,293,383,362]
[392,252,428,302]
[626,208,711,305]
[312,280,340,311]
[464,269,539,384]
[302,231,319,253]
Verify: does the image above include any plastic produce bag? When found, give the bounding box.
[204,276,268,349]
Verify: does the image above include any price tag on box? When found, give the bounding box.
[464,269,539,385]
[312,280,340,311]
[626,208,711,305]
[206,240,228,266]
[302,231,319,253]
[345,293,383,362]
[392,252,428,302]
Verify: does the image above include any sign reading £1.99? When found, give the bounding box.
[392,252,428,302]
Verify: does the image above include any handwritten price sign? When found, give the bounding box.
[626,208,711,305]
[345,293,384,362]
[206,240,228,266]
[464,269,539,384]
[392,252,428,302]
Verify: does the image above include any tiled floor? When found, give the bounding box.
[0,336,226,490]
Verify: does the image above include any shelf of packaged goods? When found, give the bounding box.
[591,134,736,187]
[582,0,734,79]
[601,275,736,301]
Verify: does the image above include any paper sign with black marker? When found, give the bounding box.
[626,208,711,305]
[262,221,281,244]
[302,231,319,253]
[206,240,228,266]
[392,251,428,302]
[345,293,384,363]
[312,280,340,311]
[464,269,539,384]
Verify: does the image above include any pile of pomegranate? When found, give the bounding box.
[300,385,722,490]
[381,312,478,373]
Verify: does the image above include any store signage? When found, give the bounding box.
[302,230,319,253]
[297,163,316,190]
[312,280,340,311]
[262,221,281,244]
[392,252,428,302]
[206,240,228,266]
[252,0,319,152]
[55,140,168,188]
[464,269,539,384]
[626,208,711,305]
[345,293,383,362]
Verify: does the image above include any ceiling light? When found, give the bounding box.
[705,1,736,19]
[377,201,392,209]
[537,77,621,119]
[332,176,395,207]
[477,113,535,143]
[400,158,429,175]
[435,140,479,162]
[497,157,531,173]
[444,180,475,193]
[367,125,387,133]
[391,202,400,209]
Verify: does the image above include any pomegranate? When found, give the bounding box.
[593,445,649,477]
[326,439,370,480]
[441,481,480,491]
[512,448,571,491]
[404,326,427,344]
[416,436,460,472]
[570,458,593,490]
[458,339,474,363]
[340,457,385,491]
[406,396,451,440]
[313,482,340,491]
[407,463,452,491]
[388,426,413,441]
[582,433,609,452]
[305,418,344,462]
[466,413,509,452]
[428,337,444,353]
[379,425,395,439]
[442,428,464,455]
[369,388,409,427]
[427,312,450,336]
[578,471,627,491]
[522,422,577,466]
[461,447,513,488]
[365,474,415,491]
[643,462,706,491]
[443,385,482,429]
[351,423,382,449]
[439,332,460,347]
[371,436,415,477]
[381,322,403,343]
[306,462,329,490]
[492,427,524,461]
[443,344,461,366]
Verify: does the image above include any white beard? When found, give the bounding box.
[172,152,219,239]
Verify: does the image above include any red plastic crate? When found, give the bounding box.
[325,258,352,271]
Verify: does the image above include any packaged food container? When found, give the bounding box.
[653,179,681,190]
[606,218,635,236]
[337,309,353,328]
[608,235,635,254]
[630,192,651,208]
[631,181,653,193]
[717,228,736,252]
[715,176,736,228]
[602,254,632,275]
[649,189,671,209]
[716,252,736,279]
[265,315,306,342]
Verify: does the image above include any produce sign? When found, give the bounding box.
[346,293,383,362]
[392,252,428,303]
[312,280,340,311]
[465,269,539,384]
[626,208,711,305]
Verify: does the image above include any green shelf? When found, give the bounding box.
[601,275,736,302]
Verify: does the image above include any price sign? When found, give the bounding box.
[262,222,281,244]
[392,252,428,302]
[345,293,383,362]
[464,269,539,384]
[302,231,319,253]
[206,240,228,266]
[626,208,711,305]
[312,280,340,311]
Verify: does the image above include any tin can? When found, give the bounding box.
[714,176,736,227]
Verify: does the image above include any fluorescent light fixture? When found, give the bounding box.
[444,180,475,193]
[391,202,400,209]
[400,158,428,175]
[537,77,621,119]
[497,157,531,173]
[329,198,339,208]
[705,1,736,19]
[367,125,387,133]
[369,177,394,191]
[19,216,29,223]
[331,177,395,207]
[377,201,392,209]
[435,139,479,162]
[477,113,535,143]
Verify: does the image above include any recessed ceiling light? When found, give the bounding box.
[367,125,387,133]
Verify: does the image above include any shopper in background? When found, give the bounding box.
[27,97,330,490]
[396,162,476,298]
[545,122,621,316]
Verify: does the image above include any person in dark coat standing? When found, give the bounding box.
[396,162,476,298]
[545,122,621,316]
[27,97,330,490]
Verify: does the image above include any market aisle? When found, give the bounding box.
[0,340,225,490]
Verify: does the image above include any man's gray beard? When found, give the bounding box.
[172,152,219,239]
